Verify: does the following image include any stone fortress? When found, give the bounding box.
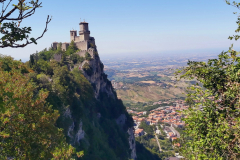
[52,21,137,160]
[52,21,97,58]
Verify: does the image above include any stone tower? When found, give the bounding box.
[70,30,77,42]
[79,22,90,41]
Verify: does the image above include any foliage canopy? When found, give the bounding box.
[0,55,83,159]
[174,1,240,159]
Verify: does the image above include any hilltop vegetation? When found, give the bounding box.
[0,41,167,159]
[0,55,82,159]
[1,0,240,159]
[0,42,136,159]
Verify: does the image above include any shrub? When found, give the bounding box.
[70,54,84,64]
[82,62,93,76]
[93,51,99,58]
[89,43,95,48]
[176,48,240,159]
[85,52,92,61]
[65,40,79,56]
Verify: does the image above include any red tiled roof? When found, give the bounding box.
[135,129,144,134]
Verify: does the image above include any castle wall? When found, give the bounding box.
[53,54,62,62]
[76,50,87,57]
[79,34,88,41]
[70,36,74,42]
[88,48,94,57]
[76,49,94,58]
[82,33,89,41]
[75,41,88,51]
[62,43,69,51]
[74,36,81,42]
[79,35,84,41]
[79,31,90,41]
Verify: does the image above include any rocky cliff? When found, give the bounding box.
[38,46,137,159]
[76,50,137,159]
[29,31,136,159]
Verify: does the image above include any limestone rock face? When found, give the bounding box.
[116,114,127,126]
[116,114,137,159]
[81,52,137,160]
[64,107,85,145]
[74,121,85,144]
[128,127,137,160]
[81,54,115,99]
[63,107,74,139]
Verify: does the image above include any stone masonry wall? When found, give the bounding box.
[76,49,94,58]
[75,41,88,51]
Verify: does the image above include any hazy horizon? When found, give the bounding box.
[1,0,240,61]
[13,47,234,62]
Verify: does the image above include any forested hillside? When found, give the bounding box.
[2,0,239,159]
[0,40,164,159]
[0,39,136,159]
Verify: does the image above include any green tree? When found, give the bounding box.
[0,56,83,159]
[176,47,240,159]
[174,2,240,159]
[66,40,79,56]
[82,62,93,76]
[85,52,92,61]
[226,0,240,41]
[139,121,154,135]
[0,0,51,48]
[70,54,84,64]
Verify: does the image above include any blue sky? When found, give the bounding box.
[1,0,240,61]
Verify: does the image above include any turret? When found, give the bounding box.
[70,30,77,42]
[52,42,58,50]
[79,22,90,41]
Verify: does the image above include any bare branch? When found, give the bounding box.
[0,6,17,23]
[0,1,51,48]
[1,0,13,17]
[0,0,42,23]
[5,2,39,21]
[0,15,51,48]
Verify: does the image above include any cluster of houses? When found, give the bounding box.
[163,126,178,141]
[128,100,188,139]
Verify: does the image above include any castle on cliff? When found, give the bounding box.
[52,21,96,57]
[51,21,137,160]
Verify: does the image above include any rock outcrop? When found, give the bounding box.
[81,53,115,99]
[80,50,137,159]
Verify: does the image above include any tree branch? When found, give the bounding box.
[0,5,17,23]
[0,0,42,23]
[0,15,51,48]
[1,0,13,18]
